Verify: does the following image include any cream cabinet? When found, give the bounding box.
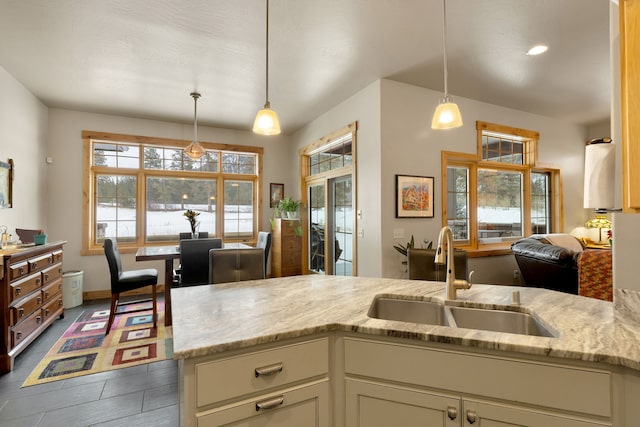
[183,337,330,427]
[344,337,611,427]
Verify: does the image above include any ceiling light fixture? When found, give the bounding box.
[184,92,206,160]
[526,45,548,56]
[253,0,281,136]
[431,0,462,130]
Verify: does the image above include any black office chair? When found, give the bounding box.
[256,231,272,275]
[103,238,158,335]
[209,248,265,284]
[179,238,222,286]
[178,232,209,240]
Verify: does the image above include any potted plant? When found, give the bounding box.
[278,197,301,219]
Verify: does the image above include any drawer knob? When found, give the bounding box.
[447,406,457,420]
[36,278,41,285]
[18,308,24,317]
[466,409,477,424]
[255,396,284,412]
[36,316,42,324]
[44,274,49,281]
[254,362,284,378]
[37,297,42,304]
[16,332,22,339]
[15,288,21,296]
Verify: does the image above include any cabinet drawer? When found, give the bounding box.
[12,309,43,347]
[344,338,611,418]
[10,289,42,326]
[42,296,64,322]
[196,338,328,408]
[9,261,29,281]
[41,263,62,286]
[197,379,329,427]
[29,254,55,274]
[41,279,62,304]
[10,273,42,303]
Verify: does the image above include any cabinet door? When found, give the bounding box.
[462,399,610,427]
[197,380,329,427]
[346,378,460,427]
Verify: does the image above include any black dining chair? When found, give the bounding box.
[209,248,265,284]
[103,238,158,335]
[179,238,222,286]
[256,231,272,275]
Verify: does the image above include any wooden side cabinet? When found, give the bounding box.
[271,218,302,277]
[0,241,66,372]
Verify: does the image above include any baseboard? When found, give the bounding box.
[83,285,166,301]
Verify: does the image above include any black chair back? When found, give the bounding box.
[209,248,265,284]
[179,238,222,286]
[104,238,123,289]
[179,231,209,240]
[256,231,272,273]
[407,247,468,281]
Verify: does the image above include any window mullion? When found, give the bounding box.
[523,169,532,237]
[469,162,478,249]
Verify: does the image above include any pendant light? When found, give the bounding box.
[253,0,281,135]
[184,92,206,160]
[431,0,463,130]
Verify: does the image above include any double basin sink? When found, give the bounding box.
[368,296,556,338]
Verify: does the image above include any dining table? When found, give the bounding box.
[135,242,251,326]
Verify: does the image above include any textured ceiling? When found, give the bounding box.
[0,0,611,133]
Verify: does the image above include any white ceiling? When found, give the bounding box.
[0,0,611,134]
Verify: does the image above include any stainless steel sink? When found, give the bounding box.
[367,296,556,337]
[448,306,555,337]
[367,297,449,326]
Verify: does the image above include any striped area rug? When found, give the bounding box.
[22,302,172,387]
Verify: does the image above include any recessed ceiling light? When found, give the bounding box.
[526,45,548,56]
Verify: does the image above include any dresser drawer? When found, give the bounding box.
[41,279,62,304]
[29,254,55,274]
[41,263,62,286]
[52,249,63,264]
[10,289,42,326]
[11,309,43,347]
[42,296,64,322]
[9,261,29,282]
[195,338,328,408]
[10,273,42,303]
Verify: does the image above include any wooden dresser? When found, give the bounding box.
[271,219,302,277]
[0,241,65,372]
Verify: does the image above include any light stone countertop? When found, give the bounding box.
[170,275,640,371]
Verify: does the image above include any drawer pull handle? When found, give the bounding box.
[255,396,284,411]
[254,362,284,378]
[19,266,24,274]
[59,300,63,306]
[447,406,457,420]
[44,274,49,281]
[18,308,24,317]
[16,332,22,339]
[37,297,42,304]
[36,316,42,324]
[45,309,50,316]
[15,288,21,296]
[466,409,477,424]
[36,278,41,285]
[45,292,50,299]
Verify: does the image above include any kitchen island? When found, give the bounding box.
[172,275,640,426]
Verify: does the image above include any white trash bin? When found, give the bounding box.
[62,270,84,308]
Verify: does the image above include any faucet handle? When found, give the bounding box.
[468,270,475,286]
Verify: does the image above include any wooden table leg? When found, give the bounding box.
[164,259,173,326]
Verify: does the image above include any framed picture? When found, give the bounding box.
[396,174,434,218]
[0,159,13,209]
[270,183,284,208]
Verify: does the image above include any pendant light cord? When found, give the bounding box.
[441,0,448,97]
[191,92,199,143]
[265,0,270,106]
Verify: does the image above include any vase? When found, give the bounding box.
[191,232,199,239]
[285,211,298,219]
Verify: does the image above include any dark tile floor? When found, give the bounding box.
[0,299,179,427]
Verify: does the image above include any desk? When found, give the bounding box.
[135,243,251,326]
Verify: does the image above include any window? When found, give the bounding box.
[83,131,263,254]
[442,121,562,253]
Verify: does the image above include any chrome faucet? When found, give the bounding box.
[435,226,472,299]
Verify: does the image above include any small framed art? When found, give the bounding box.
[270,183,284,208]
[395,174,434,218]
[0,159,13,209]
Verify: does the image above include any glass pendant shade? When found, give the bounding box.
[184,92,205,160]
[184,140,206,160]
[253,102,281,135]
[431,95,463,129]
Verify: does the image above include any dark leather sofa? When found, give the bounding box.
[510,235,581,294]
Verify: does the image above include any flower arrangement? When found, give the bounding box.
[183,209,200,233]
[607,229,612,245]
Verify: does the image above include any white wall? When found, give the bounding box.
[0,66,49,235]
[379,80,587,283]
[289,81,382,278]
[46,108,292,293]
